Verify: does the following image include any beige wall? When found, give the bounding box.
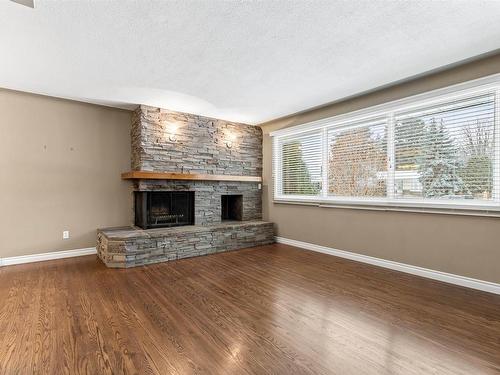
[260,53,500,284]
[0,89,132,258]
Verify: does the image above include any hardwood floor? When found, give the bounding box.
[0,244,499,375]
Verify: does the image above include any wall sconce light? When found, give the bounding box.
[225,132,237,148]
[165,122,179,143]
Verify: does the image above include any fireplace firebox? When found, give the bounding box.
[221,194,243,221]
[134,191,194,229]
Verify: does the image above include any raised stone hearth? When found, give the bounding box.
[97,221,274,268]
[97,105,274,268]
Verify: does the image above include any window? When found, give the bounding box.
[272,75,500,212]
[327,120,387,198]
[394,94,495,202]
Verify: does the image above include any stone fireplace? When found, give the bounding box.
[97,105,274,267]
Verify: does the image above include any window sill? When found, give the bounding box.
[273,197,500,217]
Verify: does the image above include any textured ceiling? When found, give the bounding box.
[1,0,500,124]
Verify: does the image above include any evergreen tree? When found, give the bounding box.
[419,119,466,198]
[282,142,320,195]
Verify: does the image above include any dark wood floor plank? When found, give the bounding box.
[0,264,42,375]
[1,244,499,375]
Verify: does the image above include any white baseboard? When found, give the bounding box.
[275,237,500,295]
[0,247,97,267]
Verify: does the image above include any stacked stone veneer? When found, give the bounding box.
[98,221,274,268]
[97,105,274,268]
[132,105,262,175]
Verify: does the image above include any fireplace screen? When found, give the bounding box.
[134,191,194,229]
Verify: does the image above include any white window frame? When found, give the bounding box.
[271,73,500,214]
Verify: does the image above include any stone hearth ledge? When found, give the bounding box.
[97,220,275,268]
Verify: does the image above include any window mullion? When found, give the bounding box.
[387,114,395,200]
[273,137,282,198]
[321,128,328,198]
[494,89,500,202]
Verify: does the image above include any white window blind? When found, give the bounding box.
[272,74,500,213]
[275,131,322,196]
[394,93,496,202]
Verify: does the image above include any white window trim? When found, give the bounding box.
[271,73,500,214]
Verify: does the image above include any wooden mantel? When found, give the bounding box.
[121,171,262,183]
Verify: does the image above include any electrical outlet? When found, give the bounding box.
[63,230,70,240]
